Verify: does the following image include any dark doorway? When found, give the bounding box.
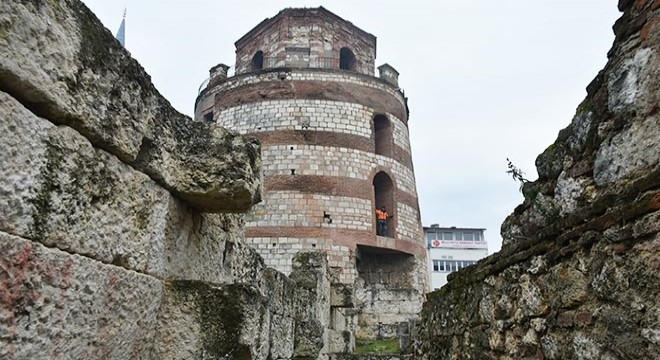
[203,111,214,123]
[373,172,395,237]
[251,50,264,70]
[339,47,356,71]
[373,115,392,157]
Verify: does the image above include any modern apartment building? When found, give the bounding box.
[425,225,488,290]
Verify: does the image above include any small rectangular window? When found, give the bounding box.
[443,232,453,240]
[439,261,445,271]
[454,233,462,241]
[463,233,474,241]
[426,232,436,241]
[474,232,481,241]
[433,260,439,271]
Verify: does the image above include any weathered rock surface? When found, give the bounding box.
[0,0,261,212]
[291,252,332,358]
[416,1,660,359]
[153,252,331,360]
[0,90,255,282]
[1,90,170,274]
[0,232,162,359]
[0,1,348,359]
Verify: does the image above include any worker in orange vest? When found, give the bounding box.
[375,206,391,236]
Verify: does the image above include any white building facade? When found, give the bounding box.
[425,225,488,290]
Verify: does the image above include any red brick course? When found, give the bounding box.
[247,130,415,170]
[214,79,407,123]
[245,226,426,257]
[264,175,419,211]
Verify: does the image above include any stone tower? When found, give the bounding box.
[195,7,427,341]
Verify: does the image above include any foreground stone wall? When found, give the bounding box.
[416,1,660,359]
[0,1,349,359]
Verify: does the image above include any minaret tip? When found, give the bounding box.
[115,8,126,47]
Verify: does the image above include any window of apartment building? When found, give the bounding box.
[453,231,482,241]
[432,260,477,273]
[442,232,453,240]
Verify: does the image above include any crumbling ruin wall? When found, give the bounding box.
[416,1,660,359]
[0,1,348,359]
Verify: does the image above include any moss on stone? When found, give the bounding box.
[354,338,400,354]
[28,132,122,240]
[168,281,256,359]
[28,137,63,239]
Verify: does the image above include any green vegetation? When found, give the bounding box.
[506,157,529,191]
[354,338,400,354]
[29,139,63,239]
[169,281,253,359]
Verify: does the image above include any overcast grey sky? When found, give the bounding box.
[82,0,620,253]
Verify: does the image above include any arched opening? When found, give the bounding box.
[373,114,392,157]
[251,51,264,70]
[203,111,214,123]
[339,47,356,71]
[373,172,395,238]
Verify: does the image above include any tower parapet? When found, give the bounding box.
[378,63,400,87]
[234,7,376,76]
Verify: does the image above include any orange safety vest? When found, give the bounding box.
[376,209,388,220]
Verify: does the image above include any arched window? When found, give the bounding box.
[373,115,392,157]
[373,171,395,238]
[251,51,264,70]
[339,47,356,71]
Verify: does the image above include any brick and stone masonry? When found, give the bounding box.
[195,7,428,340]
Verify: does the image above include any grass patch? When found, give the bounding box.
[355,338,400,354]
